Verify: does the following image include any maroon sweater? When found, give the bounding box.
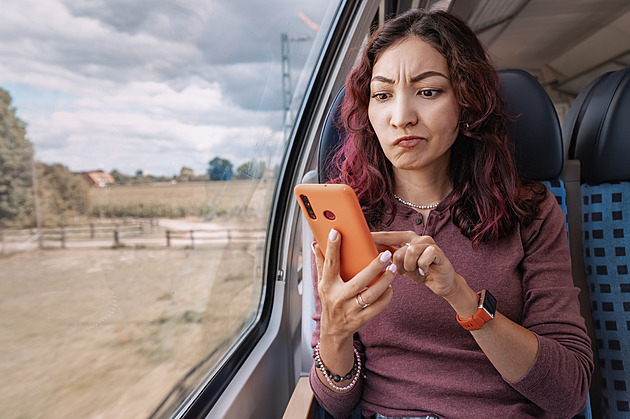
[310,188,593,418]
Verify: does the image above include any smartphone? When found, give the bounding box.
[294,183,378,281]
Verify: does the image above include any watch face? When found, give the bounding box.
[482,290,497,316]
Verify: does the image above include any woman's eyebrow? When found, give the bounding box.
[371,71,449,84]
[410,71,449,83]
[371,75,395,84]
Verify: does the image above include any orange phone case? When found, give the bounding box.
[294,183,378,281]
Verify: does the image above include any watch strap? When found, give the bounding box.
[456,290,496,331]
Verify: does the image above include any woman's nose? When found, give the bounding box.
[390,96,418,128]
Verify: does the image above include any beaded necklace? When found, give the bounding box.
[394,194,439,210]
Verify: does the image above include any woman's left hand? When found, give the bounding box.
[372,231,462,300]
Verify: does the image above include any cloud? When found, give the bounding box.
[32,109,284,175]
[0,0,330,176]
[0,0,198,85]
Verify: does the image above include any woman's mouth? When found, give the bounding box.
[394,136,424,147]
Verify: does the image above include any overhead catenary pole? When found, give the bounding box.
[281,33,311,141]
[281,33,292,141]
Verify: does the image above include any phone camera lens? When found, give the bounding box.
[300,194,317,219]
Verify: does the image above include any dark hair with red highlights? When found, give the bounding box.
[329,9,545,244]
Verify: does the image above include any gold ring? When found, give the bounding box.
[405,242,411,248]
[355,293,369,309]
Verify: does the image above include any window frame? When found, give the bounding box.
[164,1,378,417]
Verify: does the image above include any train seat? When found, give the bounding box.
[565,67,630,418]
[287,69,593,419]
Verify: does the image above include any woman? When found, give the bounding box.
[309,9,593,419]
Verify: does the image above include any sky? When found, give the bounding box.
[0,0,336,176]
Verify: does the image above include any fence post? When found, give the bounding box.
[114,225,120,246]
[189,230,195,248]
[166,230,171,247]
[60,226,66,249]
[90,222,95,239]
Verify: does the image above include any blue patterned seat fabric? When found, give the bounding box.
[582,184,630,415]
[566,67,630,417]
[540,179,592,419]
[541,179,568,234]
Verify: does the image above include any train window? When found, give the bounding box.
[0,0,340,417]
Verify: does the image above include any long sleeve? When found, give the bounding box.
[507,190,594,415]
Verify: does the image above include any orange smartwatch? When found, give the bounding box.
[456,290,496,331]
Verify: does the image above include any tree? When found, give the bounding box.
[0,88,34,225]
[110,169,130,185]
[235,160,267,180]
[179,166,195,182]
[36,162,89,225]
[207,157,233,181]
[131,169,151,185]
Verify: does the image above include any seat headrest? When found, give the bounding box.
[561,71,612,160]
[498,69,563,180]
[565,67,630,184]
[318,69,563,183]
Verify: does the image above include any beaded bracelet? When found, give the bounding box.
[314,341,362,392]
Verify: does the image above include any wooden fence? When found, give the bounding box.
[41,224,148,248]
[1,221,265,253]
[165,228,265,248]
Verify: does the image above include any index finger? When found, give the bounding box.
[312,241,324,280]
[321,228,342,283]
[371,231,417,246]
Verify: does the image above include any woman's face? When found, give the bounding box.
[368,36,461,176]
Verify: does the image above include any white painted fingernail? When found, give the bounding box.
[379,250,392,263]
[311,242,317,254]
[418,267,425,276]
[328,228,338,241]
[387,263,397,274]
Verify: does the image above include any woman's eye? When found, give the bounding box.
[419,89,441,98]
[371,92,390,101]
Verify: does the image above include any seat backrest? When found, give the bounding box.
[498,69,564,180]
[318,86,346,184]
[564,67,630,417]
[496,69,569,236]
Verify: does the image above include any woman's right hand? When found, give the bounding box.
[313,228,397,346]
